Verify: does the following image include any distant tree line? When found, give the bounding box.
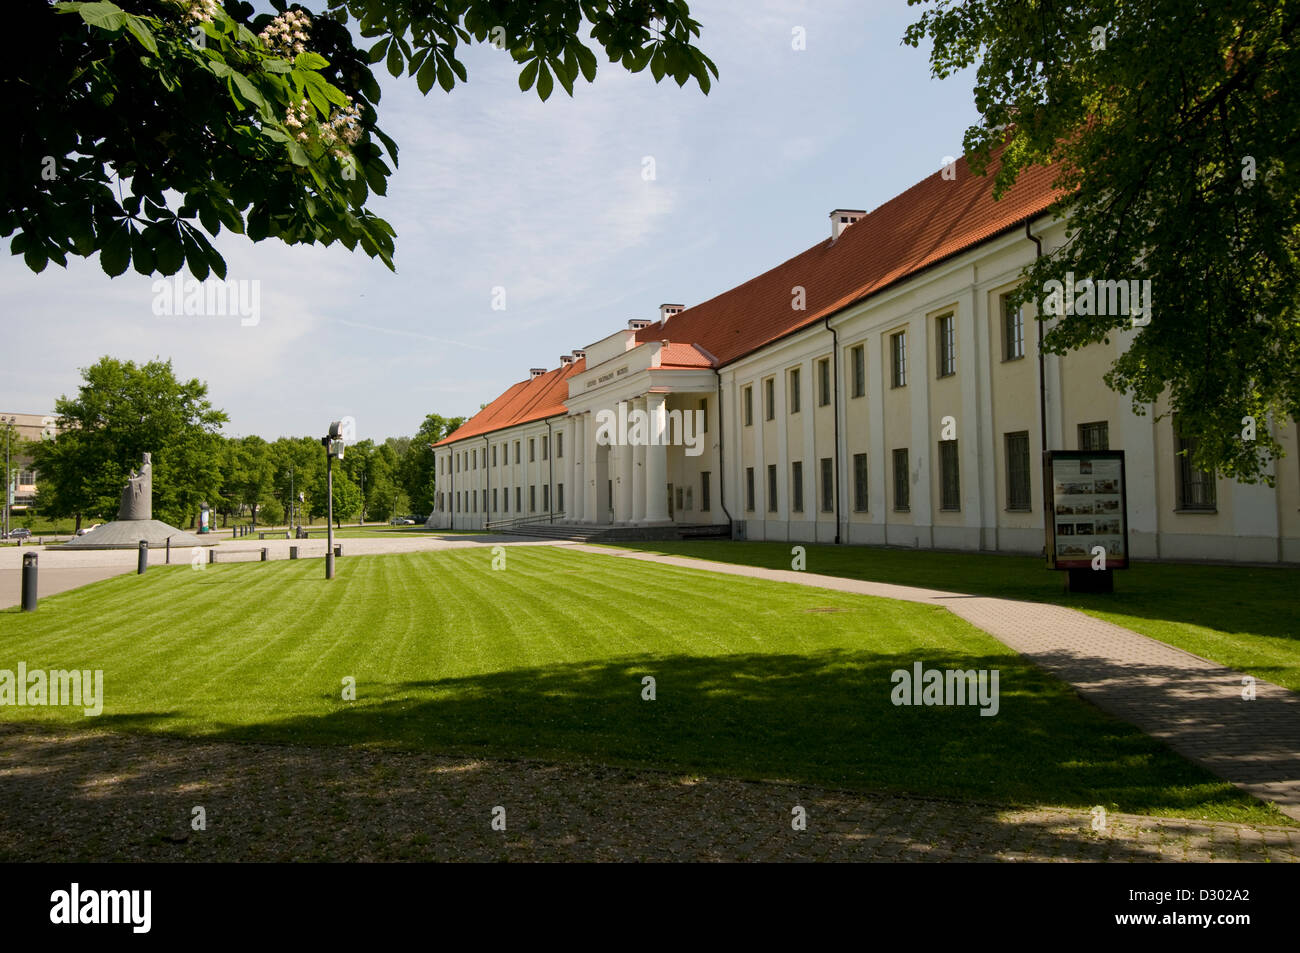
[25,357,464,531]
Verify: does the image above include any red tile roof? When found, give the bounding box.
[434,360,585,446]
[437,150,1063,446]
[657,342,716,368]
[634,151,1064,365]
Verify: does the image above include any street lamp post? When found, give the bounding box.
[322,421,345,579]
[2,416,15,541]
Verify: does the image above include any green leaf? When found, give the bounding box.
[99,225,130,277]
[575,45,597,83]
[155,225,184,276]
[416,54,438,95]
[536,63,553,101]
[24,245,48,274]
[75,1,127,31]
[386,41,403,78]
[124,15,157,55]
[294,52,329,70]
[368,37,391,64]
[519,58,539,92]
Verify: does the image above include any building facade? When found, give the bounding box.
[428,155,1299,564]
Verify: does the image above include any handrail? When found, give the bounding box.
[485,512,566,531]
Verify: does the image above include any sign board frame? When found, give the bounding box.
[1044,450,1130,570]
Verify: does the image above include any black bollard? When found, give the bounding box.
[20,552,37,612]
[137,540,148,575]
[166,536,171,565]
[289,546,298,560]
[333,544,342,558]
[208,548,216,564]
[260,547,268,561]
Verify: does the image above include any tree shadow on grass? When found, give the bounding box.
[80,647,1273,821]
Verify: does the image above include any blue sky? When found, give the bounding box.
[1,0,980,442]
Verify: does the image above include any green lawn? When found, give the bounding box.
[0,546,1288,824]
[599,541,1300,693]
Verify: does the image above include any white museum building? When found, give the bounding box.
[426,153,1300,564]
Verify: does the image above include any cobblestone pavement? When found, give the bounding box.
[1,726,1295,862]
[570,546,1300,822]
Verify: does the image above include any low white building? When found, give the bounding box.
[428,154,1299,563]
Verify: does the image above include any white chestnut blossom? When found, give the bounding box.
[259,9,312,58]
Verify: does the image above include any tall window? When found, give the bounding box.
[890,331,907,388]
[543,484,550,511]
[542,436,549,460]
[556,432,564,458]
[852,453,867,511]
[818,358,831,406]
[791,461,804,512]
[789,368,801,414]
[939,440,961,511]
[1078,421,1109,451]
[514,441,521,464]
[936,312,955,377]
[493,488,498,512]
[743,386,754,427]
[1005,431,1031,511]
[822,456,836,513]
[745,467,755,511]
[503,487,509,513]
[557,484,564,513]
[700,471,711,511]
[530,485,536,512]
[850,345,865,398]
[529,438,536,463]
[1175,424,1217,511]
[764,378,775,421]
[491,445,497,467]
[472,449,477,470]
[767,464,778,512]
[892,449,909,511]
[515,486,521,512]
[1003,295,1024,360]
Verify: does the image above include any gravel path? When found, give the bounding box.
[1,725,1295,862]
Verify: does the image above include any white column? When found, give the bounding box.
[957,285,986,537]
[616,409,633,522]
[583,411,598,522]
[909,312,933,543]
[563,418,576,520]
[632,397,646,522]
[801,356,816,538]
[774,371,788,523]
[867,332,886,531]
[645,393,669,522]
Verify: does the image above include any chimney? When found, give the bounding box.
[829,209,866,241]
[559,355,574,366]
[529,367,547,379]
[571,349,586,360]
[659,303,684,321]
[628,318,652,331]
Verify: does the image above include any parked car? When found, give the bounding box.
[390,517,415,525]
[8,528,31,539]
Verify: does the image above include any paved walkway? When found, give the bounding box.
[0,533,552,608]
[2,725,1295,862]
[570,545,1300,822]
